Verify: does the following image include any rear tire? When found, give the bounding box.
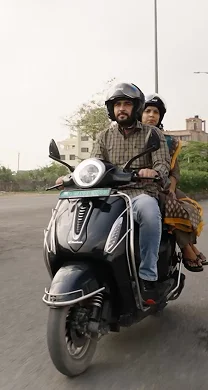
[47,307,98,377]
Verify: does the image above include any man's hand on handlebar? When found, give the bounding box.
[138,169,158,178]
[55,176,64,189]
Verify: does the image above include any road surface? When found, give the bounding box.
[0,194,208,390]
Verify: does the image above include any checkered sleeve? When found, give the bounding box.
[151,128,171,185]
[90,131,108,160]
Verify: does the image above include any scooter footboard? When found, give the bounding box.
[42,263,104,307]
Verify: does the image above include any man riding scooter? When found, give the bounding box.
[56,83,171,304]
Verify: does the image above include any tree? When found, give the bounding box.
[65,79,115,140]
[39,162,68,181]
[15,162,68,183]
[0,166,14,182]
[178,141,208,171]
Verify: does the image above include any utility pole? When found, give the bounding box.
[154,0,159,93]
[194,71,208,74]
[17,152,20,171]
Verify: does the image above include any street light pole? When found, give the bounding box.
[194,71,208,74]
[154,0,159,93]
[17,152,20,171]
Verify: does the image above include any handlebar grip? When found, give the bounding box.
[46,175,73,191]
[132,175,160,182]
[46,183,63,191]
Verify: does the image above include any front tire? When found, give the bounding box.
[47,306,98,377]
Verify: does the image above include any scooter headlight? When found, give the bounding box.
[72,158,106,188]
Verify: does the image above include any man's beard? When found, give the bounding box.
[116,113,134,127]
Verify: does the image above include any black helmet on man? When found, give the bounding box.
[105,83,145,125]
[144,93,167,126]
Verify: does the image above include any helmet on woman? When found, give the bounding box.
[144,93,167,127]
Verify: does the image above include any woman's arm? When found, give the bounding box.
[169,158,180,198]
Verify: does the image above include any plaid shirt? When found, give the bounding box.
[91,121,170,199]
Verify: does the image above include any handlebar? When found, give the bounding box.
[46,171,161,192]
[131,173,160,182]
[46,183,63,191]
[46,175,73,191]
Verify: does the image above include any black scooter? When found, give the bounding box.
[42,128,185,377]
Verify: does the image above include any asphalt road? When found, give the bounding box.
[0,194,208,390]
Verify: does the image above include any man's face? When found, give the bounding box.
[113,99,134,125]
[142,105,160,127]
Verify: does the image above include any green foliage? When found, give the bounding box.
[0,162,68,192]
[65,79,115,140]
[179,169,208,193]
[75,103,111,140]
[176,142,208,193]
[15,162,68,182]
[0,161,208,194]
[0,166,14,182]
[178,141,208,171]
[33,163,68,181]
[179,161,208,172]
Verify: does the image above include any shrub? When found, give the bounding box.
[179,169,208,193]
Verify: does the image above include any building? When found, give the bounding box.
[165,115,208,143]
[57,132,93,168]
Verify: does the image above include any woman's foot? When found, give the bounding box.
[182,245,204,272]
[197,252,208,265]
[183,258,203,272]
[191,245,208,265]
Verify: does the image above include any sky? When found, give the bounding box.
[0,0,208,171]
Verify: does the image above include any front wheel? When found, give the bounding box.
[47,306,98,377]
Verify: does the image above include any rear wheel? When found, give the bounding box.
[47,305,98,377]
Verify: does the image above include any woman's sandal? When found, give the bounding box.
[197,253,208,265]
[183,257,204,272]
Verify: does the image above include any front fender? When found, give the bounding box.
[42,263,104,307]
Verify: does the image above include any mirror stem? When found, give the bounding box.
[49,155,75,172]
[123,145,156,170]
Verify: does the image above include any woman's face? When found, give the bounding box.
[142,105,160,127]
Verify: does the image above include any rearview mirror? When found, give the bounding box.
[123,128,161,170]
[144,128,160,152]
[48,139,75,172]
[49,139,61,160]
